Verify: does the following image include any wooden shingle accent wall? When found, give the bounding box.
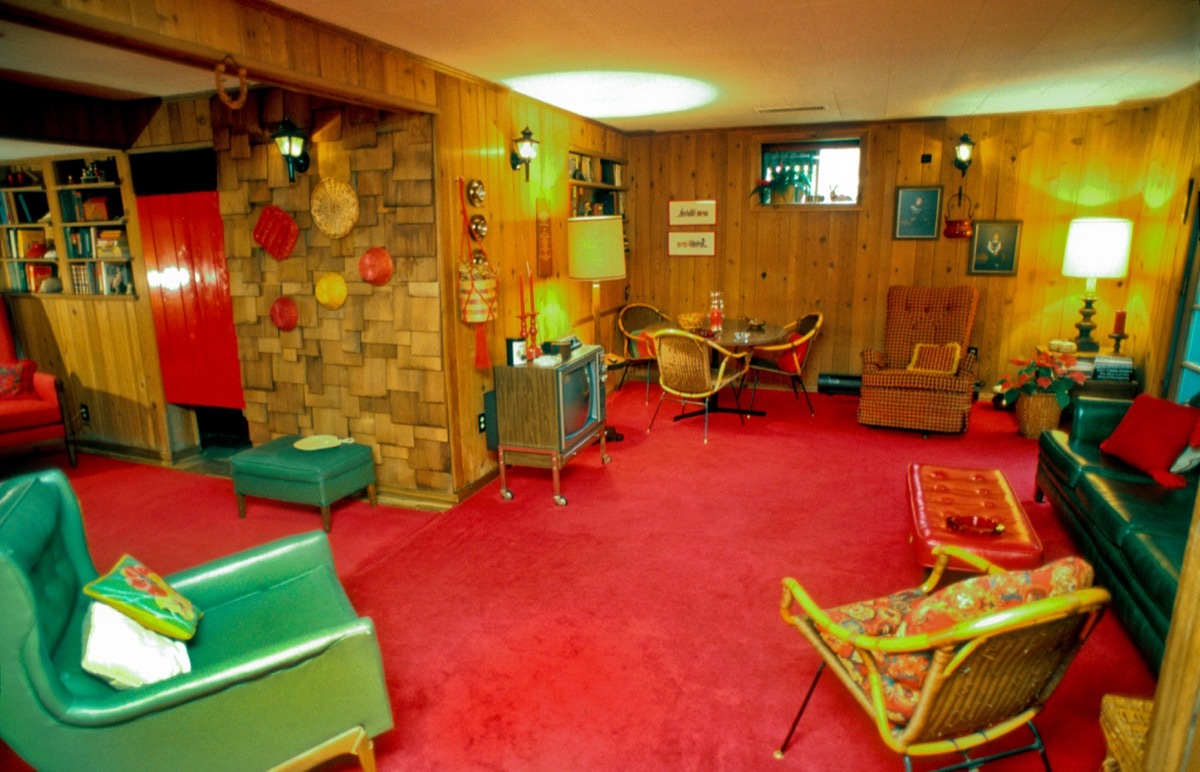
[213,90,451,499]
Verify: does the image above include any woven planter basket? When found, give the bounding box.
[1015,392,1063,439]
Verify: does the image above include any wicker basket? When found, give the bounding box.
[1015,392,1063,439]
[676,312,706,332]
[1100,694,1152,771]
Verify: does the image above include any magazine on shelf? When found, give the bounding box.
[98,261,133,295]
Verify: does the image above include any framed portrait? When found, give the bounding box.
[969,221,1022,275]
[668,199,717,226]
[894,186,942,239]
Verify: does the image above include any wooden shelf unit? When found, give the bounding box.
[568,149,627,219]
[0,153,137,297]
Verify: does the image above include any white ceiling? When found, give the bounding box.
[0,0,1197,155]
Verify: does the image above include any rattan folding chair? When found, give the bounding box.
[776,545,1110,771]
[647,329,749,443]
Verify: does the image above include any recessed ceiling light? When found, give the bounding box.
[504,71,717,119]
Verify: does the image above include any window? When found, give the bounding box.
[760,139,861,205]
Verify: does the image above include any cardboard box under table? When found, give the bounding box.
[231,435,377,532]
[907,463,1043,571]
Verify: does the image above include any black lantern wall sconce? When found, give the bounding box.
[273,120,311,183]
[953,133,975,177]
[510,127,539,181]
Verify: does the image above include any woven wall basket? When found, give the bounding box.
[310,178,359,239]
[1015,392,1063,439]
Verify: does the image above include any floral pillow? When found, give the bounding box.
[901,557,1094,636]
[0,360,36,400]
[83,555,201,640]
[906,342,961,375]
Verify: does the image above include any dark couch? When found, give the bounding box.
[1035,395,1196,674]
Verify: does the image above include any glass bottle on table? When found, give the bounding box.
[709,291,724,335]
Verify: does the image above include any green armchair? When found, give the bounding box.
[0,468,392,771]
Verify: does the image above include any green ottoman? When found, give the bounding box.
[230,435,377,532]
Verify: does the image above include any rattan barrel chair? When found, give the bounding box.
[776,544,1110,771]
[616,303,673,402]
[647,329,749,443]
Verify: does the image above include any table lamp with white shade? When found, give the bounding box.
[567,215,627,349]
[1061,217,1132,353]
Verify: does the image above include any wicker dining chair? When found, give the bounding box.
[776,545,1110,771]
[743,312,823,416]
[647,329,749,443]
[616,303,673,402]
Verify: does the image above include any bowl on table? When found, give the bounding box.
[676,312,706,333]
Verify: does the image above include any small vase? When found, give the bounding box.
[1015,393,1063,439]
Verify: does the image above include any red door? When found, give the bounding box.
[137,192,244,410]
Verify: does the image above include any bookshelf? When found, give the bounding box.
[0,153,137,297]
[568,149,627,219]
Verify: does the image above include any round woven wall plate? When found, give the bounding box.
[310,178,359,239]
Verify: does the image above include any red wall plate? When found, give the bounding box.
[252,205,299,260]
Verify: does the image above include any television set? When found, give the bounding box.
[491,345,609,504]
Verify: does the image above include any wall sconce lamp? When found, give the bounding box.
[510,127,539,181]
[272,120,310,183]
[953,133,975,177]
[1062,217,1132,353]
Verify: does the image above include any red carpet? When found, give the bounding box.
[1,386,1157,770]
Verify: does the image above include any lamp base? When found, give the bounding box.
[1073,296,1100,353]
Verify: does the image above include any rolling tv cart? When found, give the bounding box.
[492,345,611,506]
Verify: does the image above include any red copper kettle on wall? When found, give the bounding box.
[943,192,974,239]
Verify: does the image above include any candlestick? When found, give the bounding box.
[1109,332,1129,355]
[1113,309,1127,336]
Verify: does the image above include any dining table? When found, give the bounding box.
[645,317,789,420]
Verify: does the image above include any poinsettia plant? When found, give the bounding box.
[749,165,811,200]
[999,351,1087,408]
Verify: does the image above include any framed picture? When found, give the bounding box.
[505,337,527,366]
[894,186,942,239]
[668,231,716,256]
[969,221,1022,275]
[668,199,717,226]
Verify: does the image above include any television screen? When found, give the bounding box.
[560,357,595,440]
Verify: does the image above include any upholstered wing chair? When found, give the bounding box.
[0,468,392,771]
[857,286,979,434]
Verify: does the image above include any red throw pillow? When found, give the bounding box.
[0,360,36,400]
[1101,395,1200,488]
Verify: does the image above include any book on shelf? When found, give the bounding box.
[71,263,98,294]
[1092,354,1134,381]
[25,263,54,293]
[5,262,27,292]
[95,229,128,258]
[16,228,46,258]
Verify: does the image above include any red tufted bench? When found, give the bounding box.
[907,463,1043,571]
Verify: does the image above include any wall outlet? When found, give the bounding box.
[80,404,90,422]
[477,412,486,433]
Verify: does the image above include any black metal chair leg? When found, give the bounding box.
[798,378,815,416]
[774,661,826,759]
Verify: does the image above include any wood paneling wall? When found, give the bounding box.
[433,74,627,490]
[626,86,1200,395]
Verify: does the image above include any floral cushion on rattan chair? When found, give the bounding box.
[818,556,1095,725]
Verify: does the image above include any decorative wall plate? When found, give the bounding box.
[466,179,486,207]
[269,296,299,331]
[315,273,347,310]
[253,205,299,260]
[358,247,394,286]
[469,214,488,241]
[310,178,359,239]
